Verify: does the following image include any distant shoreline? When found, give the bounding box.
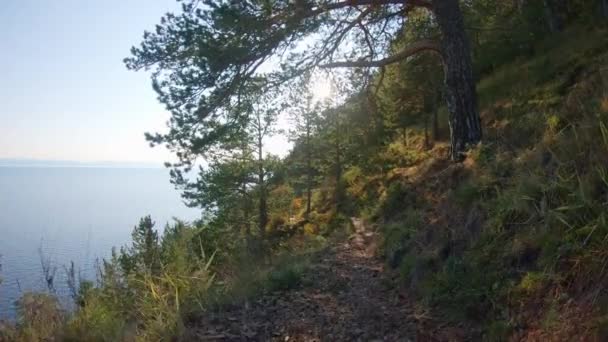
[0,159,166,169]
[0,164,165,169]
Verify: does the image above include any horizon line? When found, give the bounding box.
[0,157,169,168]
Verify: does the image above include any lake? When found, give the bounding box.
[0,166,199,319]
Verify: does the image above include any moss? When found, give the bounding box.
[518,272,548,294]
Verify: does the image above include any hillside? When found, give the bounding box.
[200,23,608,341]
[184,23,608,341]
[341,25,608,340]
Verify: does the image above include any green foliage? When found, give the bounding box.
[209,248,318,307]
[517,271,548,295]
[266,263,305,292]
[421,252,507,321]
[378,182,420,220]
[375,24,608,339]
[124,216,161,275]
[342,166,363,188]
[63,293,127,342]
[450,180,481,208]
[381,212,421,262]
[3,218,218,341]
[124,0,454,196]
[398,254,417,281]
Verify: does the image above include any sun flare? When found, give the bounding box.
[309,73,334,103]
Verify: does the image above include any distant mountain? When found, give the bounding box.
[0,158,165,168]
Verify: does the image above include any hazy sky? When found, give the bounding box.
[0,0,293,164]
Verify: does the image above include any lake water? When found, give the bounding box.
[0,166,199,319]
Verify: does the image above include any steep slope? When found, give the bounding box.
[361,25,608,340]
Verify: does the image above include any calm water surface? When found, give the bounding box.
[0,166,199,319]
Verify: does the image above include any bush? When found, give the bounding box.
[1,218,219,341]
[63,293,126,342]
[381,212,422,268]
[378,182,419,219]
[517,271,548,295]
[14,293,64,341]
[450,180,481,208]
[267,265,303,291]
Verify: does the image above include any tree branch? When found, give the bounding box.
[316,7,373,64]
[272,0,432,23]
[311,0,433,14]
[319,39,441,68]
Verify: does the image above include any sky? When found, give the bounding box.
[0,0,293,164]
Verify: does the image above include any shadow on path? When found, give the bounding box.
[187,218,418,341]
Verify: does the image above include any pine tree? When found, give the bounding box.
[130,216,160,274]
[126,0,481,166]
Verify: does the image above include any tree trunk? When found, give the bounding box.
[602,0,608,18]
[434,0,482,161]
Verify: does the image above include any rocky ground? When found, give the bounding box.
[185,219,469,341]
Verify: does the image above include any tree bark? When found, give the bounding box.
[434,0,482,161]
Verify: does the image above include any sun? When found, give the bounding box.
[309,73,334,104]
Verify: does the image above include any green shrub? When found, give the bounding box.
[398,254,417,281]
[267,265,303,291]
[450,180,481,208]
[378,182,420,219]
[518,271,549,295]
[62,219,217,341]
[63,293,127,342]
[381,212,422,268]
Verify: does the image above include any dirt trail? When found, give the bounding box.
[187,218,420,341]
